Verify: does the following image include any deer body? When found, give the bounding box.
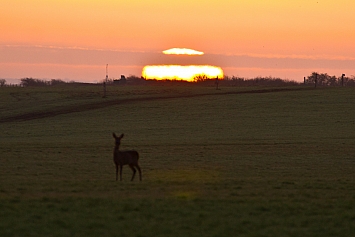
[113,133,142,181]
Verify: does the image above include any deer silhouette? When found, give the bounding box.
[112,133,142,181]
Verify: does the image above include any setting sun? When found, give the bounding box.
[142,48,223,82]
[142,65,223,82]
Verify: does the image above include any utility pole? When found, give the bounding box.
[103,64,108,98]
[106,64,109,82]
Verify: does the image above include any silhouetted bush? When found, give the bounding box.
[21,78,50,87]
[0,79,6,87]
[50,79,66,86]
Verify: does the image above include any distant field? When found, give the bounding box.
[1,84,355,236]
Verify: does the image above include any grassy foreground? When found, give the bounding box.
[1,84,355,236]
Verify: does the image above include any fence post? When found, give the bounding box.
[342,74,345,87]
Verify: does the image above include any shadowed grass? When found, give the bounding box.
[1,85,355,236]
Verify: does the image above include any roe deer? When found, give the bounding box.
[112,133,142,181]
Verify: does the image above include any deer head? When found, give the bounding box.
[113,133,124,148]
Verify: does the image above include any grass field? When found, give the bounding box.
[1,84,355,236]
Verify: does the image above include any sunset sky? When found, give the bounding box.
[1,0,355,83]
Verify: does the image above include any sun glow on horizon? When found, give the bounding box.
[163,48,204,55]
[142,65,223,82]
[142,47,222,81]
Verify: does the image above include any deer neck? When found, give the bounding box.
[114,145,120,152]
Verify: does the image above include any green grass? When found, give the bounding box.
[1,85,355,236]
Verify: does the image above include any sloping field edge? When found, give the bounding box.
[0,87,309,123]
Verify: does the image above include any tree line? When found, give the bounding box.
[305,72,355,87]
[222,76,299,86]
[0,78,93,87]
[19,78,68,87]
[1,72,355,87]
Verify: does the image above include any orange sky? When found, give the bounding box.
[1,0,355,82]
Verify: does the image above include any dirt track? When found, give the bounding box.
[0,87,308,123]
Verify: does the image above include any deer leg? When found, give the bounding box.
[115,164,118,181]
[129,164,136,181]
[120,165,123,181]
[136,165,142,181]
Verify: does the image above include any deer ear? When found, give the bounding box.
[113,133,117,138]
[120,133,124,139]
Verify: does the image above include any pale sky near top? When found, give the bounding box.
[1,0,355,82]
